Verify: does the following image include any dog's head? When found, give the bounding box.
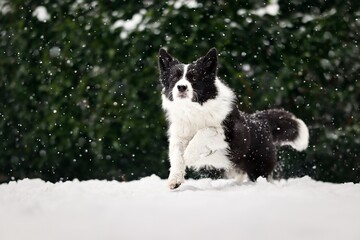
[158,48,218,104]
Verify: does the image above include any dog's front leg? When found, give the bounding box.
[168,137,187,189]
[184,127,228,165]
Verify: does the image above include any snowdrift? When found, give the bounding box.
[0,175,359,240]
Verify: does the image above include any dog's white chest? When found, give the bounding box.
[169,102,223,138]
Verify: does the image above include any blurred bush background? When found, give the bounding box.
[0,0,359,183]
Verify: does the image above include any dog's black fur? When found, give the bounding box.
[223,107,301,181]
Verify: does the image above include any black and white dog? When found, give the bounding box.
[158,48,309,189]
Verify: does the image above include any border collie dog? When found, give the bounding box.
[158,48,309,189]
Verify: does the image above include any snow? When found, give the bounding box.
[237,0,279,17]
[0,0,11,14]
[110,9,146,39]
[252,0,279,16]
[0,175,359,240]
[32,6,51,22]
[301,8,337,23]
[169,0,200,9]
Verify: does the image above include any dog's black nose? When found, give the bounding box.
[177,85,187,92]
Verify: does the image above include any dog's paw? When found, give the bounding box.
[168,173,185,190]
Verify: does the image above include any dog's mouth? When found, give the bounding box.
[177,92,189,99]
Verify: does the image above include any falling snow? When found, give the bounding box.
[32,6,51,22]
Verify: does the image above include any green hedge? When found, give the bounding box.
[1,0,359,183]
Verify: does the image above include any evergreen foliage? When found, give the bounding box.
[0,0,359,182]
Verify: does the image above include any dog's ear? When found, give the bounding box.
[158,48,179,73]
[197,48,218,74]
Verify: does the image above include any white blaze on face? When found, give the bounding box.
[172,64,194,101]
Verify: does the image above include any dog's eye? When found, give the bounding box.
[170,69,182,81]
[171,77,179,82]
[187,73,196,82]
[175,69,182,78]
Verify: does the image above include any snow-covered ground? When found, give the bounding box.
[0,175,359,240]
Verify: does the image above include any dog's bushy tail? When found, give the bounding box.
[254,109,309,151]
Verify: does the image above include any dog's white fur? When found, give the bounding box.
[280,118,309,151]
[162,75,236,189]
